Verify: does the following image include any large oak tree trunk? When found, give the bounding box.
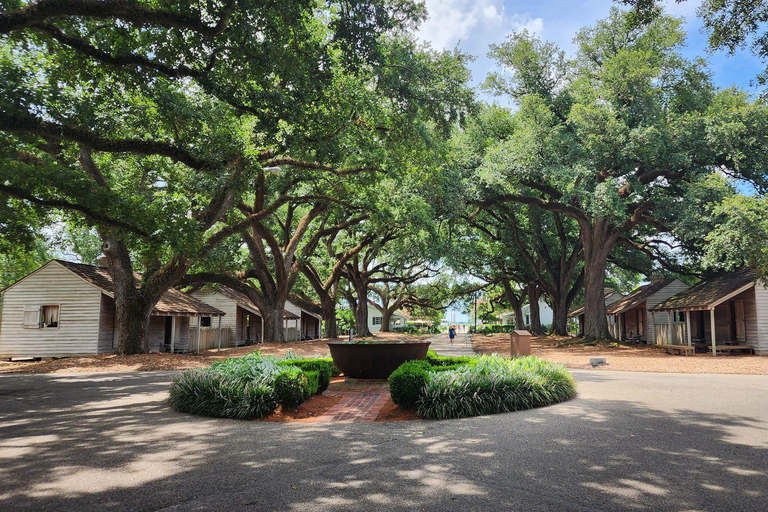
[261,306,286,343]
[581,222,612,340]
[380,308,393,333]
[113,290,154,354]
[551,293,569,336]
[353,304,370,336]
[527,283,543,335]
[350,274,371,337]
[501,280,526,330]
[322,298,338,338]
[102,235,176,354]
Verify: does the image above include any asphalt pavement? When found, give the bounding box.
[1,369,767,511]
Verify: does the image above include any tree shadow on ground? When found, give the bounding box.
[0,372,766,511]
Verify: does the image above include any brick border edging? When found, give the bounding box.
[314,382,390,423]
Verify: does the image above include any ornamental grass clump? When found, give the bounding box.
[168,369,278,420]
[168,352,326,420]
[415,355,576,420]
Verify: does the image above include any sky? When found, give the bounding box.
[414,0,765,102]
[421,0,765,323]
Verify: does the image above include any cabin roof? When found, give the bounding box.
[213,285,299,319]
[652,268,757,311]
[605,278,676,315]
[54,260,225,317]
[568,290,624,318]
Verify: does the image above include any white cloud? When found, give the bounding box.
[509,13,544,35]
[416,0,544,51]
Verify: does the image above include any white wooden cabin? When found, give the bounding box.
[0,260,224,358]
[568,290,625,335]
[191,286,321,343]
[522,298,554,328]
[366,304,406,332]
[604,276,689,343]
[651,269,768,355]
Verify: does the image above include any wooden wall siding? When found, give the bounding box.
[97,294,116,354]
[190,290,238,330]
[645,279,690,338]
[188,327,233,350]
[753,284,768,353]
[622,306,644,339]
[653,288,761,349]
[0,262,102,357]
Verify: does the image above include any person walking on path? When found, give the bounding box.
[448,326,456,345]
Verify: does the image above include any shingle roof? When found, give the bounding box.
[56,260,225,316]
[605,278,676,315]
[213,285,299,319]
[568,291,624,318]
[652,268,757,311]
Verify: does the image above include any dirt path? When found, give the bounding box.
[0,332,428,374]
[473,333,768,375]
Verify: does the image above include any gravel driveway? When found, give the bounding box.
[1,370,767,511]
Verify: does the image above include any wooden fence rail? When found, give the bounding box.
[188,327,233,351]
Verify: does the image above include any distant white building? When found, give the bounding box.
[522,298,553,327]
[367,304,407,332]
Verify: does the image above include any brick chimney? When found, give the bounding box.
[97,255,109,268]
[649,274,665,284]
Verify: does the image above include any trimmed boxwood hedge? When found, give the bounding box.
[278,359,334,393]
[388,360,431,409]
[168,353,330,419]
[388,354,576,420]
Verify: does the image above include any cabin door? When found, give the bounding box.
[734,299,746,342]
[164,317,173,344]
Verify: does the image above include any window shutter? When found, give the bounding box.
[23,307,41,329]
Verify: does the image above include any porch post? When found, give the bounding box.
[667,311,673,344]
[618,314,623,341]
[260,315,264,344]
[195,316,201,354]
[710,308,717,356]
[217,315,222,352]
[686,311,692,347]
[651,311,656,344]
[170,316,176,354]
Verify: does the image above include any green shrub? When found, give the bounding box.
[470,324,516,334]
[168,369,278,419]
[279,359,333,393]
[274,368,310,408]
[305,370,320,396]
[426,351,475,367]
[388,360,431,409]
[416,355,576,420]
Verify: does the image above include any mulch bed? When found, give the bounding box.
[473,333,768,375]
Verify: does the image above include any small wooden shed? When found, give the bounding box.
[191,285,321,343]
[651,268,767,355]
[568,289,625,335]
[0,260,224,358]
[604,276,689,343]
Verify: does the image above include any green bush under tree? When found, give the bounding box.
[388,353,576,419]
[168,353,334,419]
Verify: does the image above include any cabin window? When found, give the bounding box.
[23,308,41,329]
[42,305,59,328]
[674,312,685,323]
[372,317,382,325]
[393,318,402,326]
[200,317,212,327]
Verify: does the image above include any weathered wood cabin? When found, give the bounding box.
[604,276,689,343]
[0,260,224,358]
[191,285,321,344]
[568,289,625,335]
[651,268,768,355]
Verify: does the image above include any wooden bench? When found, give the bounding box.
[658,344,696,356]
[713,344,754,355]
